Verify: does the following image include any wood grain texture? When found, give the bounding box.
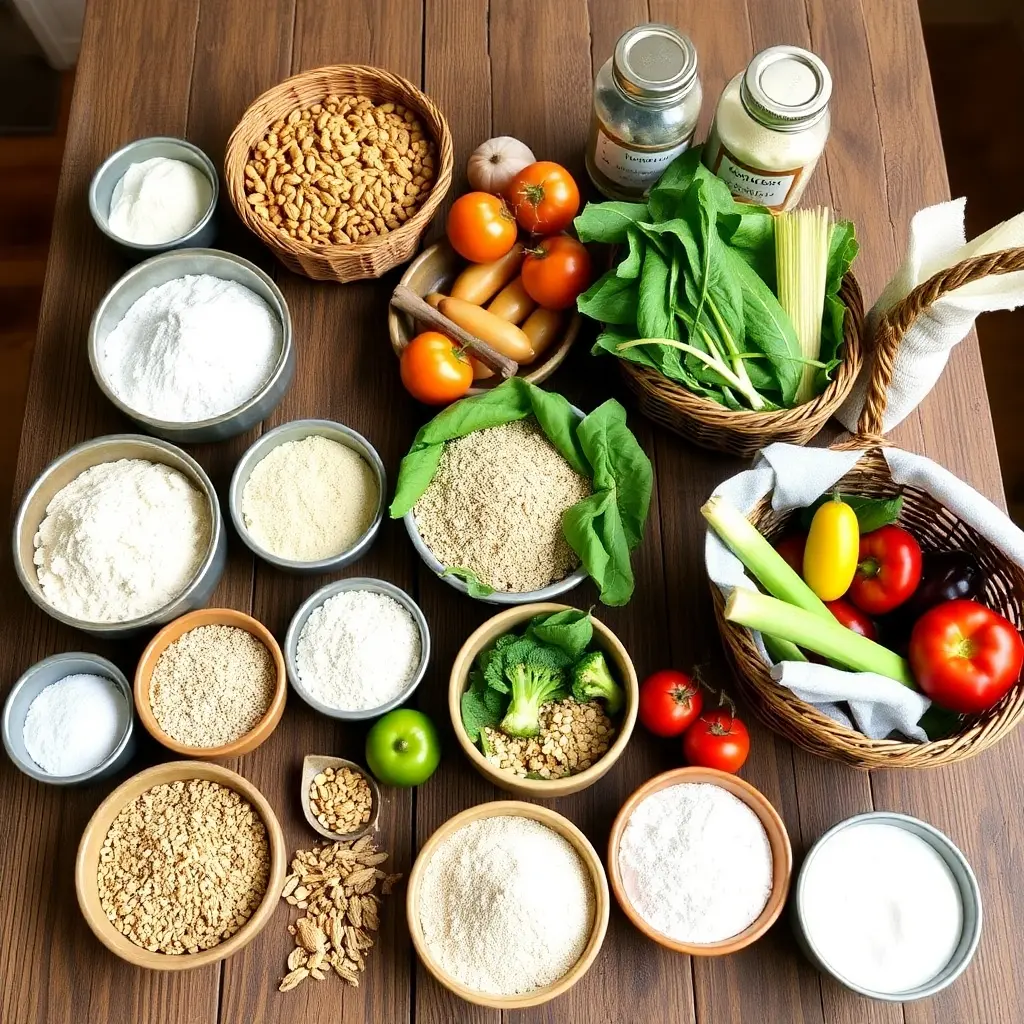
[3,0,1023,1023]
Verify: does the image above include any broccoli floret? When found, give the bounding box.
[499,642,571,737]
[571,651,624,716]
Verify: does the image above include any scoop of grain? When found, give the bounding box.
[149,624,276,748]
[98,779,270,954]
[241,435,378,562]
[309,765,373,835]
[413,419,591,593]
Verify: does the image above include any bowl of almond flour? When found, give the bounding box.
[13,434,226,638]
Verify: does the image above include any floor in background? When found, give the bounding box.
[0,2,63,133]
[0,22,1021,522]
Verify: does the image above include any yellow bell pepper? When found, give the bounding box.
[803,497,860,601]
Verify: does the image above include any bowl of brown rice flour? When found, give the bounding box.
[404,414,591,605]
[284,578,430,720]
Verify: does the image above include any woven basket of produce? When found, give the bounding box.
[577,150,864,458]
[708,246,1024,769]
[225,65,454,283]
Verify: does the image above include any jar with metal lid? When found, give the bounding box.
[586,24,703,201]
[703,45,832,212]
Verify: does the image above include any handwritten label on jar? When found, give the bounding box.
[593,128,693,191]
[710,144,803,210]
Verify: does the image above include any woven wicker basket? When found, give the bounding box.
[225,66,453,283]
[712,246,1024,769]
[620,274,865,457]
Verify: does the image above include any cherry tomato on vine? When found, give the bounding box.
[682,709,750,773]
[399,331,472,405]
[505,161,580,235]
[521,236,592,310]
[638,669,703,737]
[446,192,517,262]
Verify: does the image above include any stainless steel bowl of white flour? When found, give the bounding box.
[88,249,294,443]
[12,434,227,638]
[284,578,430,721]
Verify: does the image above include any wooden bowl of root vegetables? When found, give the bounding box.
[388,240,581,394]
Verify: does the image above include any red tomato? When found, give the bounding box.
[399,331,473,404]
[682,709,750,773]
[521,236,592,310]
[446,192,517,263]
[505,161,580,234]
[846,525,923,615]
[825,599,878,641]
[909,599,1024,714]
[638,670,703,737]
[774,533,807,576]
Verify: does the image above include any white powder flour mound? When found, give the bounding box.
[618,782,773,944]
[418,816,594,996]
[33,459,211,623]
[98,274,281,422]
[296,590,421,711]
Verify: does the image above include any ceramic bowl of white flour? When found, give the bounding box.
[284,578,430,721]
[13,434,227,638]
[88,249,294,444]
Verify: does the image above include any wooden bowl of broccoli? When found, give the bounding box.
[449,603,639,797]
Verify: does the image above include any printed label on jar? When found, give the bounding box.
[710,143,804,210]
[593,128,693,191]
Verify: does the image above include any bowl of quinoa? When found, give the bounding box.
[133,608,287,759]
[404,414,591,604]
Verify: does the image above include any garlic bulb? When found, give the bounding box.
[467,136,536,195]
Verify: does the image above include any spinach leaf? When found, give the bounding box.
[577,270,640,325]
[817,220,859,388]
[617,226,645,279]
[797,493,904,533]
[526,609,594,660]
[637,247,676,340]
[574,201,649,244]
[441,566,495,598]
[461,675,507,742]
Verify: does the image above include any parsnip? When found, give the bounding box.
[487,277,535,324]
[450,244,524,304]
[424,292,446,309]
[520,308,564,363]
[437,296,535,363]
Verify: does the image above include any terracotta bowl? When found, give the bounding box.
[607,767,793,956]
[387,241,582,395]
[75,760,286,970]
[448,603,639,798]
[407,800,609,1009]
[134,608,287,760]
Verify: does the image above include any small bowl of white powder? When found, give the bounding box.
[229,419,385,574]
[89,137,218,256]
[608,767,793,956]
[13,434,226,638]
[284,578,430,720]
[3,652,135,785]
[88,249,294,444]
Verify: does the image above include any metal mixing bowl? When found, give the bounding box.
[284,578,430,721]
[88,136,219,256]
[88,248,294,443]
[793,811,982,1002]
[229,419,385,574]
[12,434,227,639]
[3,652,136,785]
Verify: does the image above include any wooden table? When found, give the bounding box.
[2,1,1020,1022]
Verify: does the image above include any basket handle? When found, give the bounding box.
[858,246,1024,436]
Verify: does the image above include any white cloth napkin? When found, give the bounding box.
[837,199,1024,434]
[705,443,1024,741]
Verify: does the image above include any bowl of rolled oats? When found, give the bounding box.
[75,760,286,969]
[224,64,453,283]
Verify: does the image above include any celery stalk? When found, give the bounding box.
[725,589,915,687]
[762,633,807,664]
[702,496,832,619]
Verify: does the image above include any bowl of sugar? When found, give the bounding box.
[3,652,136,785]
[88,249,294,444]
[89,136,219,257]
[793,811,982,1001]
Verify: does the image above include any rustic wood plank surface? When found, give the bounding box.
[1,1,1021,1023]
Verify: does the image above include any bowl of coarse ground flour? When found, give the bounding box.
[13,435,226,638]
[88,249,294,443]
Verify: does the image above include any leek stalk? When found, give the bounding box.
[725,589,915,687]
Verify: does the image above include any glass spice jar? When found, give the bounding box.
[703,45,832,212]
[586,23,703,201]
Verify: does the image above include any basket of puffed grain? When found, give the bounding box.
[225,65,454,283]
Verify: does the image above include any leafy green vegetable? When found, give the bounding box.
[460,668,507,742]
[526,608,593,660]
[575,144,857,410]
[919,703,962,741]
[440,566,495,598]
[389,378,652,606]
[797,493,904,533]
[571,651,624,715]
